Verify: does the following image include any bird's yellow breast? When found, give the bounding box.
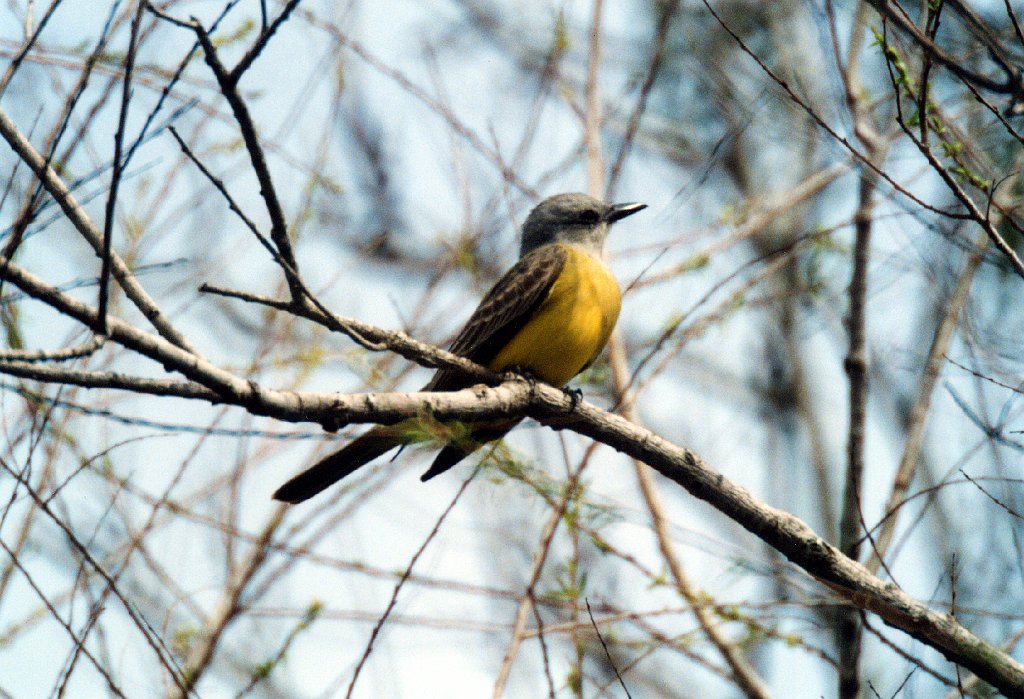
[487,244,621,387]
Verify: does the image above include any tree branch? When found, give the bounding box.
[4,262,1024,691]
[864,0,1024,101]
[0,105,200,354]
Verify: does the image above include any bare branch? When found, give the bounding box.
[183,16,303,301]
[0,334,106,363]
[98,1,146,336]
[346,472,476,699]
[864,0,1024,100]
[229,0,303,81]
[866,232,989,573]
[0,105,200,354]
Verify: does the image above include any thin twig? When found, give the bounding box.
[586,599,633,699]
[960,469,1024,520]
[491,463,585,699]
[583,0,605,197]
[611,334,771,698]
[698,0,972,223]
[171,507,287,698]
[0,538,128,698]
[184,17,303,299]
[0,0,63,98]
[130,0,245,173]
[0,105,201,354]
[862,0,1024,98]
[0,334,106,362]
[166,127,275,260]
[300,9,538,198]
[229,0,302,81]
[876,26,1024,280]
[98,1,145,335]
[346,468,476,698]
[528,592,557,699]
[862,614,961,688]
[866,231,989,574]
[1,462,189,691]
[606,0,678,198]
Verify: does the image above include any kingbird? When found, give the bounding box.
[274,192,646,503]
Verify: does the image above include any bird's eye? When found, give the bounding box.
[577,209,601,224]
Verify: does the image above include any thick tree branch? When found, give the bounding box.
[528,393,1024,696]
[4,331,1021,690]
[2,297,1023,691]
[0,255,503,427]
[1,225,1018,689]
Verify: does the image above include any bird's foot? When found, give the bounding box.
[563,386,583,412]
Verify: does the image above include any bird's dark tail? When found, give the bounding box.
[418,423,517,482]
[273,427,402,503]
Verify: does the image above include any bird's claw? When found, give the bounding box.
[563,386,583,412]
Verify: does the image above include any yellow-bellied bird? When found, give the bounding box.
[274,193,646,503]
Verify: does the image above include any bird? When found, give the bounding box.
[273,192,646,503]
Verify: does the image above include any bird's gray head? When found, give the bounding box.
[519,192,646,258]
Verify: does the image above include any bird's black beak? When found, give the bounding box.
[604,202,647,223]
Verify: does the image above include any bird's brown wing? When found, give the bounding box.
[425,244,567,392]
[419,244,567,480]
[272,244,567,502]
